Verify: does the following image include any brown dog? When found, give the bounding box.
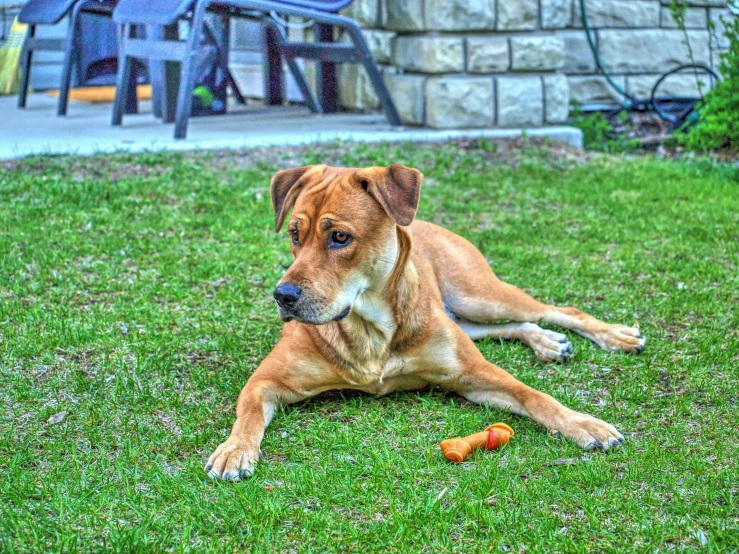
[205,164,645,481]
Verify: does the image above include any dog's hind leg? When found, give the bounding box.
[455,320,573,363]
[448,282,645,355]
[413,223,646,356]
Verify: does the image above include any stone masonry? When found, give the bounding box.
[335,0,730,129]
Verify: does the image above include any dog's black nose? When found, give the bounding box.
[274,283,302,309]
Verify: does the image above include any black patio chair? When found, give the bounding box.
[111,0,401,139]
[17,0,125,115]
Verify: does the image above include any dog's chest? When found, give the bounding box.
[334,331,402,386]
[332,308,434,390]
[328,293,412,386]
[337,351,408,391]
[344,293,395,352]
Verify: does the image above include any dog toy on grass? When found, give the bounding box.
[440,423,514,463]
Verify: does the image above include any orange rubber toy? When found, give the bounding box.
[439,423,514,463]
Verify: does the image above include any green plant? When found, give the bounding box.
[668,0,688,27]
[569,103,640,153]
[668,0,706,99]
[476,138,498,152]
[684,15,739,152]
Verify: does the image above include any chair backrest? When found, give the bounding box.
[113,0,194,25]
[19,0,117,25]
[18,0,80,25]
[113,0,355,27]
[268,0,353,12]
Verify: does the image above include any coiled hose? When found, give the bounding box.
[579,0,722,127]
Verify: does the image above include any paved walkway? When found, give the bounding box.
[1,94,582,160]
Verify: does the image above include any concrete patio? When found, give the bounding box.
[0,94,583,160]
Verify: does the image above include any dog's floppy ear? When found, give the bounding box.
[270,166,313,232]
[360,164,423,227]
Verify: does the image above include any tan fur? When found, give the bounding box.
[206,165,644,481]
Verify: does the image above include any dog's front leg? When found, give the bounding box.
[205,338,318,482]
[205,371,290,481]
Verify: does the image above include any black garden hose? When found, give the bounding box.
[579,0,722,128]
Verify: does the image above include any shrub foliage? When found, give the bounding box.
[685,15,739,152]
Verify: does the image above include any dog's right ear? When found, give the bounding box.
[270,166,313,232]
[358,164,423,227]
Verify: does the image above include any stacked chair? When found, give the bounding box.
[111,0,400,138]
[17,0,400,139]
[17,0,125,115]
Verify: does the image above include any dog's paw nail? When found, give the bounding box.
[559,337,569,344]
[636,332,643,339]
[204,464,212,472]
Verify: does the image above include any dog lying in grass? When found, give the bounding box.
[206,164,645,481]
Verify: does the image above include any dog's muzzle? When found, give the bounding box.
[274,283,303,317]
[274,283,352,324]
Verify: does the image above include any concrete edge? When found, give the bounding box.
[3,126,583,161]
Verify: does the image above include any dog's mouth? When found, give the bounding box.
[277,304,351,324]
[332,305,351,322]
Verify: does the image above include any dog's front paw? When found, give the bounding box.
[592,324,646,353]
[557,410,625,451]
[205,439,260,481]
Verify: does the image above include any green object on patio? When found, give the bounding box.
[192,85,214,108]
[0,18,28,95]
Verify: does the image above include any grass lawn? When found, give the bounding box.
[1,141,738,553]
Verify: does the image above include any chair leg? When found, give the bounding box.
[149,59,166,119]
[343,21,401,126]
[58,3,85,116]
[264,20,321,114]
[263,24,283,106]
[111,24,133,126]
[314,23,337,113]
[173,2,209,139]
[161,23,181,124]
[18,25,35,108]
[227,68,246,105]
[286,58,322,113]
[125,57,140,115]
[202,20,246,105]
[147,25,165,119]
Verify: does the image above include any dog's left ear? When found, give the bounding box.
[270,166,315,232]
[360,164,423,227]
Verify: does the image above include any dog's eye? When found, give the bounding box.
[289,229,299,246]
[329,231,352,248]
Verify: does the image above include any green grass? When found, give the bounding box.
[1,141,738,553]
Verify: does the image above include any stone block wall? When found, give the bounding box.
[337,0,731,129]
[562,0,730,105]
